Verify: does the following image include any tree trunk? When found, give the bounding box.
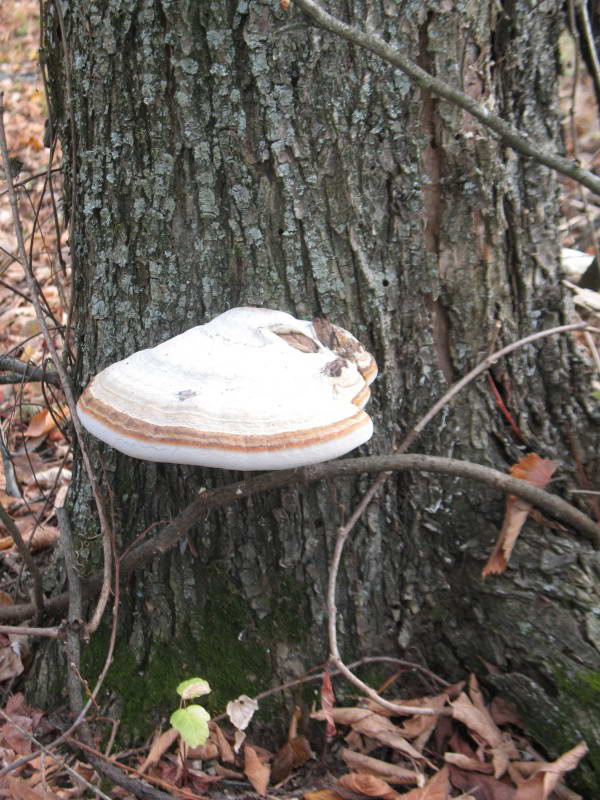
[38,0,600,791]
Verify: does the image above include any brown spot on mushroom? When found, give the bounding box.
[275,331,319,353]
[313,317,339,350]
[322,358,348,378]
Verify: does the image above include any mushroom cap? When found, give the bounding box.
[77,307,377,470]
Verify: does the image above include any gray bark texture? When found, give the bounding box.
[38,0,600,791]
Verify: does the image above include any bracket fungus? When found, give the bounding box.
[77,307,377,470]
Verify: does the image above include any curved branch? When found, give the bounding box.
[291,0,600,196]
[0,453,596,623]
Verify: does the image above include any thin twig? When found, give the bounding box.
[0,166,62,198]
[0,92,113,635]
[0,624,59,637]
[323,322,596,715]
[0,707,112,800]
[0,427,21,498]
[291,0,600,195]
[577,0,600,102]
[0,510,121,779]
[399,322,589,454]
[211,656,449,722]
[0,354,61,387]
[0,451,597,625]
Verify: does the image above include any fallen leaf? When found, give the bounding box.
[233,728,246,753]
[336,772,401,800]
[321,672,337,738]
[227,695,258,732]
[450,692,503,749]
[312,707,432,764]
[398,765,450,799]
[24,407,68,439]
[30,466,71,489]
[513,741,588,800]
[0,641,24,682]
[209,722,235,763]
[304,791,343,800]
[244,743,270,796]
[443,752,493,773]
[271,735,312,783]
[271,741,295,784]
[448,765,515,800]
[7,775,61,799]
[482,454,556,577]
[213,763,244,780]
[340,748,420,785]
[187,741,219,760]
[139,727,179,773]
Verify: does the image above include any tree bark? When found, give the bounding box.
[39,0,600,791]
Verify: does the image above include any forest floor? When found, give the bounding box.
[0,2,599,800]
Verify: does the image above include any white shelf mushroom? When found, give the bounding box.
[77,307,377,470]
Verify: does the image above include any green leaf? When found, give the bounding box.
[176,677,211,699]
[170,705,210,748]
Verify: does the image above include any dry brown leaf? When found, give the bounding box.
[396,693,448,752]
[304,791,343,800]
[450,692,503,749]
[139,727,179,773]
[366,684,461,718]
[443,753,493,774]
[26,525,60,552]
[186,741,219,760]
[482,453,556,577]
[336,772,401,800]
[396,765,450,799]
[0,641,24,681]
[513,741,588,800]
[33,466,71,489]
[271,741,295,784]
[311,708,370,725]
[244,743,270,796]
[227,695,258,732]
[321,671,337,738]
[340,748,419,785]
[312,708,431,764]
[271,736,311,784]
[212,763,244,779]
[448,765,515,800]
[7,775,61,800]
[491,736,519,780]
[24,407,68,439]
[209,722,235,763]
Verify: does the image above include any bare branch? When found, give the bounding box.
[0,354,62,387]
[0,451,596,624]
[0,92,114,635]
[291,0,600,195]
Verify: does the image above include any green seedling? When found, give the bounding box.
[170,677,212,748]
